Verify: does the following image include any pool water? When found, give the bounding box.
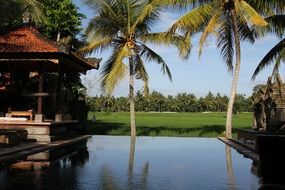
[0,136,260,190]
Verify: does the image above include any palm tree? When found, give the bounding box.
[81,0,190,137]
[252,12,285,80]
[169,0,268,138]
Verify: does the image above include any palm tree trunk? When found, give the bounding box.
[129,57,136,137]
[226,13,241,138]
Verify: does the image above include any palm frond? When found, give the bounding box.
[80,36,113,55]
[133,53,149,95]
[101,44,129,95]
[140,32,191,59]
[265,15,285,37]
[162,0,210,10]
[217,13,234,72]
[130,0,161,33]
[84,0,127,34]
[23,0,45,23]
[252,38,285,80]
[247,0,285,15]
[199,11,222,57]
[133,6,160,35]
[140,44,172,81]
[169,3,214,33]
[236,14,255,43]
[85,13,123,38]
[83,0,117,15]
[133,53,149,81]
[271,49,285,77]
[238,1,268,27]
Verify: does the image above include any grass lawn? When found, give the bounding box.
[87,112,252,138]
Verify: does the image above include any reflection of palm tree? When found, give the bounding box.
[128,136,150,190]
[100,165,119,190]
[128,135,136,188]
[140,161,149,190]
[94,137,150,189]
[128,136,136,172]
[225,145,237,190]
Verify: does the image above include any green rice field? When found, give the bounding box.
[87,112,252,138]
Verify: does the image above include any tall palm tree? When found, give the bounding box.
[168,0,268,138]
[82,0,190,137]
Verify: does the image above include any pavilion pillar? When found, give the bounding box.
[56,71,63,114]
[37,72,43,114]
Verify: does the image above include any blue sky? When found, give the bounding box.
[74,0,282,97]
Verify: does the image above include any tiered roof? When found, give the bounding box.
[0,26,100,73]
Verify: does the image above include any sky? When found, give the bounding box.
[74,0,283,98]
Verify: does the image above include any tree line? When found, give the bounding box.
[87,91,252,113]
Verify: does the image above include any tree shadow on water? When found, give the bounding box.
[136,125,227,137]
[87,120,241,137]
[86,120,127,135]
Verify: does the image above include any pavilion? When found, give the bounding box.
[0,26,100,142]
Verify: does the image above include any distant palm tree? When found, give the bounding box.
[82,0,190,137]
[169,0,268,138]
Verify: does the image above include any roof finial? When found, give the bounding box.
[22,10,32,24]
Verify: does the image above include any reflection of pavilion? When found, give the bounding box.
[1,139,89,190]
[0,26,100,142]
[9,138,89,171]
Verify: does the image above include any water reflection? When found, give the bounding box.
[128,136,136,172]
[100,165,119,190]
[0,136,261,189]
[98,136,150,190]
[251,161,260,177]
[0,140,89,190]
[225,145,237,190]
[128,136,136,189]
[127,136,149,190]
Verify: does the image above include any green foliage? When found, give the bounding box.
[39,0,85,41]
[0,0,43,34]
[87,91,253,113]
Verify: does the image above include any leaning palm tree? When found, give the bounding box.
[82,0,190,137]
[168,0,268,138]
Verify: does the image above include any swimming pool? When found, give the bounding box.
[0,136,260,189]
